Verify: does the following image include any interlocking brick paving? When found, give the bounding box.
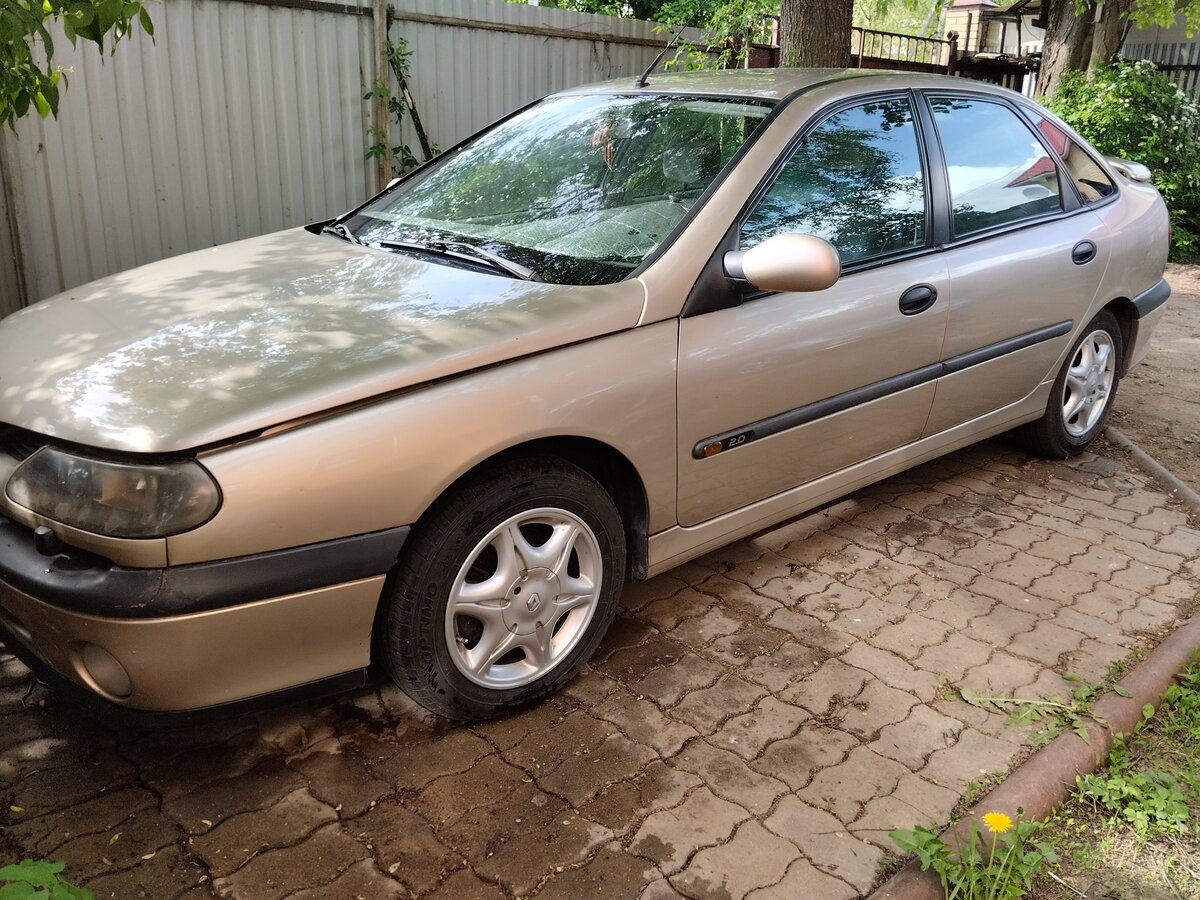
[3,440,1199,899]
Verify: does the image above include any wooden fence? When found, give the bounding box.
[743,26,958,75]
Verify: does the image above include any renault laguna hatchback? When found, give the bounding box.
[0,69,1170,721]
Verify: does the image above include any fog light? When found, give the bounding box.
[80,644,132,699]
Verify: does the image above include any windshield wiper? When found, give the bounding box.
[375,239,540,281]
[321,222,366,245]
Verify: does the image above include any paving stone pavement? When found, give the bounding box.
[3,439,1199,899]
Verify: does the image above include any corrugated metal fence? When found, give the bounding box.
[1122,41,1200,97]
[0,0,699,314]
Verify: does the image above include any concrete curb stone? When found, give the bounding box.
[1105,426,1200,517]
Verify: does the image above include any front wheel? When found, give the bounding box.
[382,456,625,721]
[1020,310,1123,457]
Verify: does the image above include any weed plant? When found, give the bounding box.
[1037,660,1200,897]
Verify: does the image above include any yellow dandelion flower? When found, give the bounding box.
[982,812,1013,834]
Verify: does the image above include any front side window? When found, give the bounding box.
[740,98,927,266]
[930,97,1063,237]
[343,93,773,285]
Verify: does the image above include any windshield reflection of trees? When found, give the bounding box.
[350,95,768,285]
[742,101,925,264]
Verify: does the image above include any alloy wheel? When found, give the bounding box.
[444,507,602,689]
[1061,329,1116,438]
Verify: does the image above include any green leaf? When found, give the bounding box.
[0,858,65,886]
[1142,703,1156,720]
[67,3,95,26]
[958,686,988,708]
[1027,728,1056,747]
[0,883,38,899]
[1112,684,1132,698]
[32,90,51,116]
[137,5,151,36]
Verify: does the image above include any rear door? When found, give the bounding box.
[676,94,949,526]
[918,93,1111,436]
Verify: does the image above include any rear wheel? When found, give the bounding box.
[383,456,625,721]
[1020,310,1123,457]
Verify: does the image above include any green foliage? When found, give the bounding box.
[1046,59,1200,261]
[1128,0,1200,37]
[0,0,153,129]
[855,0,951,37]
[1161,659,1200,736]
[0,859,93,899]
[1074,661,1200,845]
[959,673,1130,748]
[506,0,778,67]
[1077,761,1192,841]
[891,816,1057,899]
[364,37,436,178]
[504,0,769,26]
[504,0,679,18]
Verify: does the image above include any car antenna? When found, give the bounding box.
[635,25,687,88]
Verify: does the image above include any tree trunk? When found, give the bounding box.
[1037,0,1095,99]
[779,0,854,68]
[1088,0,1134,70]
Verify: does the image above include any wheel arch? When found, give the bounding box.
[403,435,651,583]
[486,436,650,581]
[1101,296,1137,375]
[368,435,651,682]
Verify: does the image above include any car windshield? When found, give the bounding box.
[340,93,774,284]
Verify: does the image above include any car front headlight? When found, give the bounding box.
[5,447,220,538]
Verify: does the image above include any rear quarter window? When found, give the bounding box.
[1023,109,1117,204]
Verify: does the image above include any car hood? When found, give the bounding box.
[0,228,646,453]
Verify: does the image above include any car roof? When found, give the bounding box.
[562,67,1021,103]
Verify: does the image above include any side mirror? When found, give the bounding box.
[723,234,840,293]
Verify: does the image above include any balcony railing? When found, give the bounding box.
[852,27,958,72]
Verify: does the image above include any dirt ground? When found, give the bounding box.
[1107,264,1200,491]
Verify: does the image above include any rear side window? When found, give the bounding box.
[930,98,1063,237]
[740,98,926,265]
[1024,109,1117,204]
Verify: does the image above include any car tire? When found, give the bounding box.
[382,456,626,721]
[1020,310,1124,458]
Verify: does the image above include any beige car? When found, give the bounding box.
[0,69,1170,721]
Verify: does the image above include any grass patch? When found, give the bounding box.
[1036,659,1200,899]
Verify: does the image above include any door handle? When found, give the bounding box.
[899,283,937,316]
[1072,240,1097,265]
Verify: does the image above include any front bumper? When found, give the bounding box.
[0,516,407,711]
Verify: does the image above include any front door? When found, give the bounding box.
[676,95,950,526]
